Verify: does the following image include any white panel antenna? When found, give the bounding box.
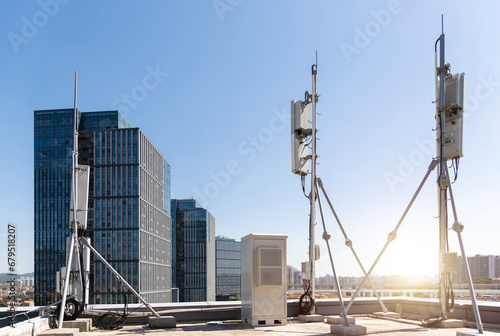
[291,100,310,138]
[69,164,90,229]
[291,100,310,175]
[444,115,463,160]
[441,73,465,160]
[291,136,308,175]
[444,73,465,108]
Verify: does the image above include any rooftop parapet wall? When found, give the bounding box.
[2,297,500,329]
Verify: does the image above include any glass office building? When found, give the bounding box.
[34,109,75,306]
[171,199,215,302]
[215,236,241,301]
[34,109,171,305]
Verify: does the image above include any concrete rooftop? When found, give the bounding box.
[3,298,500,335]
[76,316,499,336]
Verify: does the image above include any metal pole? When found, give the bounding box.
[317,178,389,313]
[58,71,79,328]
[436,31,449,319]
[345,159,438,313]
[445,168,483,334]
[316,183,348,326]
[79,237,160,317]
[309,61,318,309]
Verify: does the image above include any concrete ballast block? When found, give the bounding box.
[62,318,92,332]
[326,315,356,325]
[372,312,401,319]
[298,314,324,322]
[148,316,176,329]
[435,319,463,328]
[37,328,80,336]
[330,324,367,336]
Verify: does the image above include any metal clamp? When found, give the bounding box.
[387,230,397,243]
[304,91,312,105]
[436,63,450,76]
[451,222,464,233]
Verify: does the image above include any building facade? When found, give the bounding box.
[171,199,215,302]
[286,265,301,287]
[34,109,172,305]
[215,236,241,301]
[496,257,500,279]
[457,254,500,282]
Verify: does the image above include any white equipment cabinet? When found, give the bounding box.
[241,233,287,326]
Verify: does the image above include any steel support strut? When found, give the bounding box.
[345,159,438,313]
[316,182,349,325]
[445,168,483,334]
[317,178,388,313]
[79,237,160,317]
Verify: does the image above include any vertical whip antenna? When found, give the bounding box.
[59,71,80,328]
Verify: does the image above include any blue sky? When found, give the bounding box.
[0,1,498,278]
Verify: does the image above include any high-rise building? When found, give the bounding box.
[34,109,172,305]
[215,236,241,301]
[171,199,215,302]
[286,265,301,286]
[457,254,498,282]
[317,274,335,285]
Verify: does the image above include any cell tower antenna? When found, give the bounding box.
[290,53,319,314]
[309,52,318,312]
[434,18,483,333]
[58,71,82,328]
[57,72,161,329]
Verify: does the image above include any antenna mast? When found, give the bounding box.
[309,54,318,309]
[436,17,448,321]
[290,53,319,314]
[56,72,161,327]
[58,71,81,328]
[435,18,483,333]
